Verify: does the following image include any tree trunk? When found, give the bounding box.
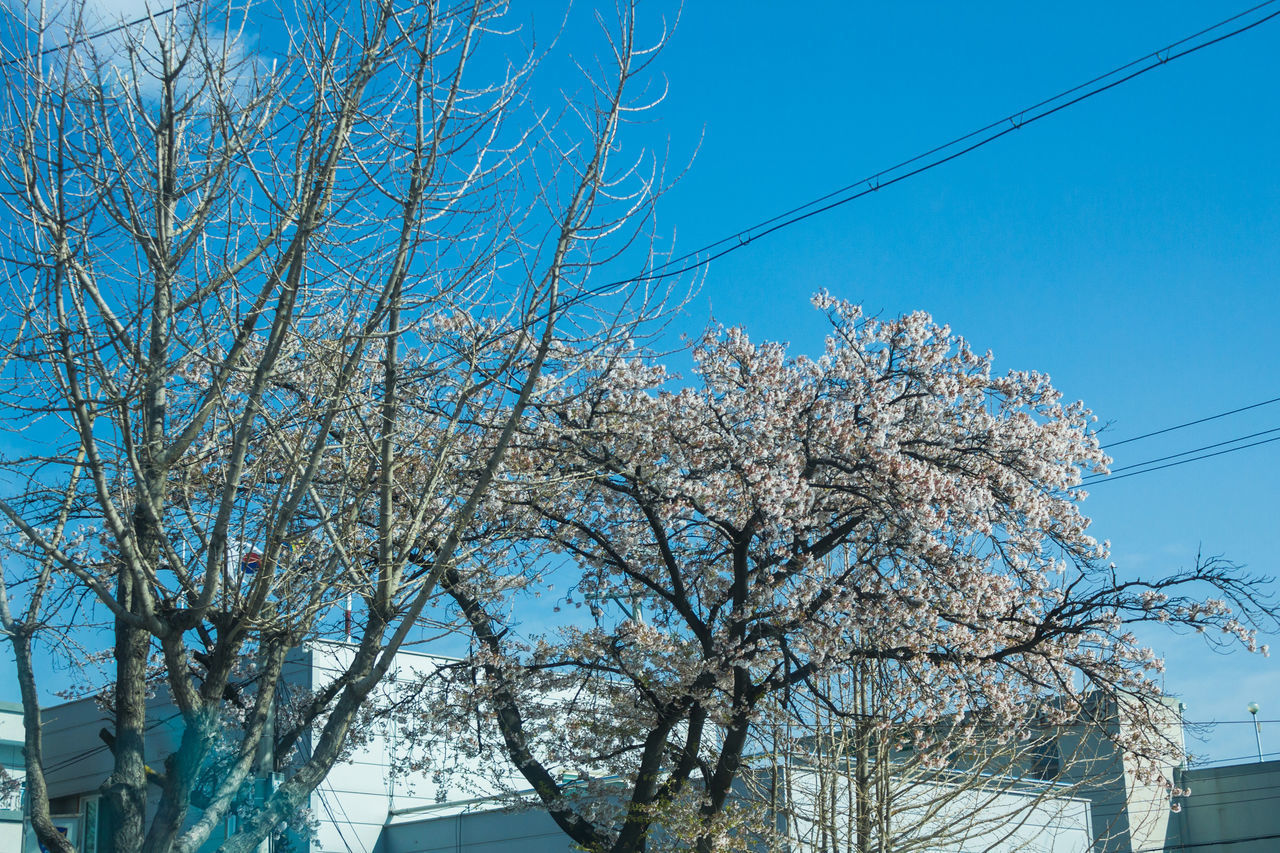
[11,629,75,853]
[103,569,151,852]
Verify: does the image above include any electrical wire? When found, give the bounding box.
[0,1,197,69]
[504,0,1280,330]
[1134,832,1280,853]
[580,0,1280,296]
[315,783,363,853]
[37,705,187,776]
[8,0,1278,339]
[1087,433,1280,485]
[1184,750,1280,767]
[1177,764,1280,785]
[1071,394,1280,484]
[1086,425,1280,480]
[1100,395,1280,449]
[319,756,371,853]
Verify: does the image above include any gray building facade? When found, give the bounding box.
[1166,759,1280,853]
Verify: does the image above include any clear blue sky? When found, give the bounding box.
[626,0,1280,765]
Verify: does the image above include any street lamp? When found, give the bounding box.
[1248,702,1263,762]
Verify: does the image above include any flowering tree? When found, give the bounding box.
[431,296,1272,852]
[0,0,675,851]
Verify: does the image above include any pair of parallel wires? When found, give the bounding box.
[1086,395,1280,486]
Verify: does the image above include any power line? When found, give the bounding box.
[1086,425,1280,480]
[1072,394,1280,485]
[0,1,196,69]
[1186,751,1280,768]
[1182,756,1280,774]
[315,784,364,853]
[585,0,1280,295]
[1100,395,1280,449]
[1135,832,1280,852]
[1087,433,1280,486]
[38,705,187,776]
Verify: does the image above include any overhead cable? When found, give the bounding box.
[586,0,1280,295]
[1101,394,1280,449]
[0,1,196,68]
[1087,425,1280,479]
[1088,433,1280,485]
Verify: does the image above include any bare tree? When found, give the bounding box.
[0,0,675,850]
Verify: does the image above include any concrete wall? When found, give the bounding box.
[1049,693,1185,853]
[1117,698,1185,853]
[1168,759,1280,852]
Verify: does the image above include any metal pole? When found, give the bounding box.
[1249,702,1263,762]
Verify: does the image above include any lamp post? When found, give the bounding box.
[1177,700,1188,769]
[1248,702,1263,762]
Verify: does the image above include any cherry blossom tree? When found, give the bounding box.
[428,295,1273,853]
[0,0,677,851]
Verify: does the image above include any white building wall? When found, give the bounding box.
[381,806,575,853]
[2,702,27,853]
[0,702,24,742]
[299,644,527,853]
[783,767,1094,853]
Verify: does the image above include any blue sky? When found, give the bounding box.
[627,0,1279,764]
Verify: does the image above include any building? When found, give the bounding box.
[1045,693,1187,853]
[5,648,1269,852]
[1165,759,1280,852]
[2,701,26,851]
